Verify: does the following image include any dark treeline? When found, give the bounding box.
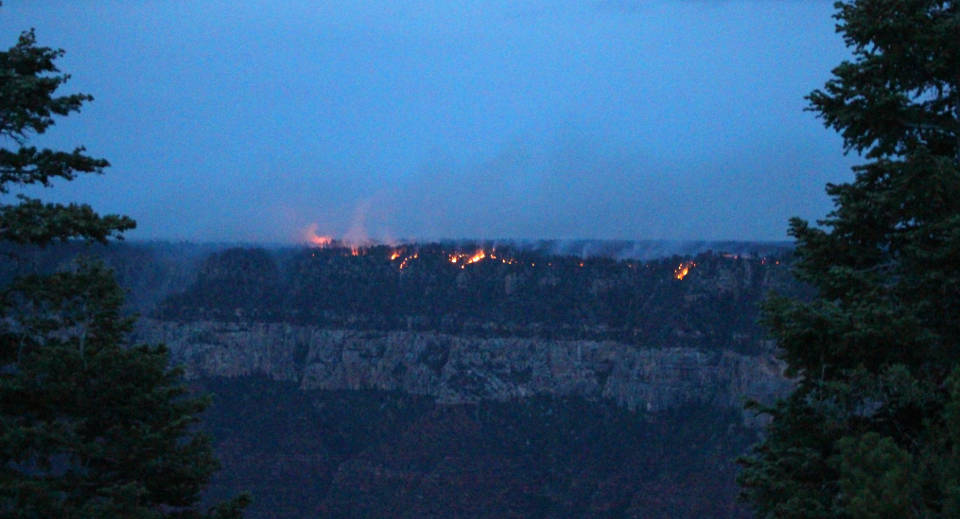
[154,243,801,353]
[0,241,219,311]
[1,241,802,352]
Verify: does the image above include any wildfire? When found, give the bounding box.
[445,248,511,268]
[399,253,418,270]
[303,224,333,247]
[449,249,488,265]
[314,243,523,272]
[386,248,419,270]
[674,261,696,280]
[467,250,486,264]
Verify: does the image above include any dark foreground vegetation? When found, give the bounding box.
[0,28,247,518]
[739,1,960,517]
[199,377,755,519]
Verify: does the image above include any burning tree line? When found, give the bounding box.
[156,244,796,353]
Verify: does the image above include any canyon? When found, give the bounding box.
[3,240,799,517]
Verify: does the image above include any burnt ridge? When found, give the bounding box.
[155,242,801,353]
[0,240,802,352]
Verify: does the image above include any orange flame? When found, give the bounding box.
[303,224,333,247]
[385,248,419,270]
[674,261,696,280]
[466,250,486,264]
[448,249,492,266]
[399,253,418,270]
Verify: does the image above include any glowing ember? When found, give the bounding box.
[399,253,418,270]
[674,261,696,280]
[385,248,419,270]
[449,249,486,265]
[466,250,486,264]
[444,248,516,267]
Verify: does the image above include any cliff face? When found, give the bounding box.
[134,319,789,415]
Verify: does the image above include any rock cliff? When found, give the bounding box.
[133,319,789,415]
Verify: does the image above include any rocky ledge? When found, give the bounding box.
[134,319,789,416]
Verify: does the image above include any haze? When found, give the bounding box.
[1,1,855,244]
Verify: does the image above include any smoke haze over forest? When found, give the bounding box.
[1,1,855,244]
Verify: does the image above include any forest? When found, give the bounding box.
[3,0,958,517]
[153,243,798,353]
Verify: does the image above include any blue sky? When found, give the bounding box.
[2,1,856,243]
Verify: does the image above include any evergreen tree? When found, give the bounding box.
[0,30,247,517]
[739,1,960,517]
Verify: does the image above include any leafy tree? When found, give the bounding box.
[739,1,959,517]
[0,30,247,517]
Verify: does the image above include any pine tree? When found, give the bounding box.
[739,1,960,517]
[0,30,247,517]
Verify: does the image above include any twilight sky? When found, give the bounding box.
[2,1,857,244]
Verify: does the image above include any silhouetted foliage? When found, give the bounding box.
[739,1,960,516]
[0,30,246,517]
